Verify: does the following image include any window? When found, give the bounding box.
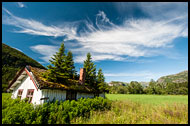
[17,89,23,99]
[66,90,77,100]
[26,89,34,103]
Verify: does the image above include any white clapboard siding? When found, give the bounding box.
[11,71,105,105]
[41,89,66,103]
[11,75,42,105]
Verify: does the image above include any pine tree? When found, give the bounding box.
[44,42,69,83]
[65,51,76,79]
[83,53,96,87]
[97,68,106,91]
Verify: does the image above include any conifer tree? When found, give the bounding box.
[83,53,96,87]
[44,42,69,83]
[97,68,106,91]
[65,51,76,79]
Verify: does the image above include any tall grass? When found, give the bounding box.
[106,94,188,105]
[71,100,188,124]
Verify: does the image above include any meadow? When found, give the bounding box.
[71,94,188,124]
[105,94,188,105]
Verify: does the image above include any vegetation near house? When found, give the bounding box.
[2,43,45,92]
[42,42,107,92]
[42,42,77,83]
[2,93,111,124]
[6,42,108,105]
[83,53,97,88]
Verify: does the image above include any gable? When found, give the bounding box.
[8,67,39,91]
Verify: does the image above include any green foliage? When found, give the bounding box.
[65,51,77,79]
[83,53,97,87]
[97,68,107,91]
[2,43,45,92]
[108,85,129,94]
[43,42,77,84]
[108,79,188,95]
[108,81,144,94]
[2,93,111,124]
[127,81,144,94]
[44,42,68,83]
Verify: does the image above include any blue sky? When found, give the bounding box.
[2,2,188,83]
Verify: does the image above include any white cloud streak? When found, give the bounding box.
[104,71,158,81]
[30,45,59,62]
[12,47,23,52]
[2,3,188,63]
[17,2,26,8]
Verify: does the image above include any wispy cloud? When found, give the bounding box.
[2,3,188,63]
[17,2,26,8]
[104,70,177,82]
[104,71,158,81]
[30,45,59,62]
[12,47,23,52]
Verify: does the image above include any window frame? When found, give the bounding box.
[26,89,34,103]
[17,89,23,99]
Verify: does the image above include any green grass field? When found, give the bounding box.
[105,94,188,105]
[72,94,188,124]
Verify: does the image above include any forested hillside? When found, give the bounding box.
[2,43,45,92]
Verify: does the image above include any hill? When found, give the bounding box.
[157,70,188,84]
[2,43,46,92]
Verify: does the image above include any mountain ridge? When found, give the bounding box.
[157,70,188,84]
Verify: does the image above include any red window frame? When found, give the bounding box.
[17,89,23,99]
[26,89,34,103]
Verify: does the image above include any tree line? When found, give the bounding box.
[108,79,188,95]
[42,42,107,92]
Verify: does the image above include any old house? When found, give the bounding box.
[7,65,105,105]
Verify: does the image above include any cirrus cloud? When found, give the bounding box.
[2,3,188,63]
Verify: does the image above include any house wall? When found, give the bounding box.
[11,75,42,105]
[77,92,95,99]
[99,93,105,98]
[11,74,105,105]
[41,89,66,103]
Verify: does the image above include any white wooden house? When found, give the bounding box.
[7,66,106,105]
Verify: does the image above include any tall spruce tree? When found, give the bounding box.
[65,51,76,79]
[97,68,106,91]
[44,42,69,83]
[83,53,97,87]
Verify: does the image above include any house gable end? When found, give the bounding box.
[8,66,39,91]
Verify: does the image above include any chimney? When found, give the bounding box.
[79,68,86,84]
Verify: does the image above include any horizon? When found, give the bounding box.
[2,2,188,83]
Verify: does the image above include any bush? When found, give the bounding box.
[2,94,111,124]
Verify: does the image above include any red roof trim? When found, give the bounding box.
[24,68,38,91]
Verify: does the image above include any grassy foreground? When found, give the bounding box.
[3,93,188,124]
[71,94,188,124]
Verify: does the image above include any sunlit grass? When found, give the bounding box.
[71,100,188,124]
[105,94,188,105]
